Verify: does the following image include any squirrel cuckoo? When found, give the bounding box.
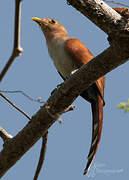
[32,17,105,175]
[31,7,129,178]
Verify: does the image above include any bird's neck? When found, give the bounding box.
[44,31,68,46]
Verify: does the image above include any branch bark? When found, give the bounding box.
[0,0,129,178]
[67,0,129,36]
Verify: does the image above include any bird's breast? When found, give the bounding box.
[47,39,78,79]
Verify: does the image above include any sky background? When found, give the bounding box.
[0,0,129,179]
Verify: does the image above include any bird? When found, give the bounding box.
[32,17,105,175]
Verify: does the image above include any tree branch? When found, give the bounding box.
[104,0,129,8]
[0,90,44,103]
[67,0,129,35]
[0,126,13,144]
[33,131,48,180]
[0,46,129,177]
[0,0,23,82]
[0,0,129,178]
[0,93,31,120]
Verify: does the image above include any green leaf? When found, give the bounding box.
[117,103,127,109]
[125,107,129,113]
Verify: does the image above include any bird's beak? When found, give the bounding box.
[31,17,42,24]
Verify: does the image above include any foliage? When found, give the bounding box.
[117,99,129,113]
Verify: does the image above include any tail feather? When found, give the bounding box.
[84,96,103,175]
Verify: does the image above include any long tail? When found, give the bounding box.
[83,95,103,175]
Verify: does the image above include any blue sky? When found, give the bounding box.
[0,0,129,179]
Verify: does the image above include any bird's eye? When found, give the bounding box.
[50,19,56,24]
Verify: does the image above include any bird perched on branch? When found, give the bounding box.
[31,6,129,179]
[32,16,105,176]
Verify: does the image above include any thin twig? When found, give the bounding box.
[0,89,44,180]
[0,93,31,120]
[64,105,75,113]
[0,90,44,103]
[0,126,13,143]
[33,107,75,180]
[0,0,23,82]
[57,105,75,124]
[104,0,129,8]
[0,91,47,180]
[33,132,48,180]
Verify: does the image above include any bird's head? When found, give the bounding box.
[32,17,68,42]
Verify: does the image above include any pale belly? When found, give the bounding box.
[47,40,78,79]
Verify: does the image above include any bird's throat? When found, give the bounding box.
[46,38,78,79]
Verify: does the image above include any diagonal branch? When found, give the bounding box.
[0,46,129,178]
[0,0,23,82]
[67,0,129,35]
[0,0,129,178]
[0,93,31,120]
